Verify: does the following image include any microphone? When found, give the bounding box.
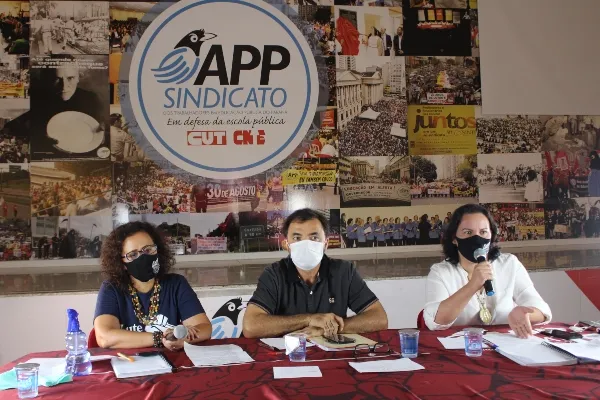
[165,325,188,341]
[473,247,494,296]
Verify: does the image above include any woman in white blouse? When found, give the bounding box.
[424,204,551,338]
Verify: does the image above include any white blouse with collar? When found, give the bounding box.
[424,253,552,330]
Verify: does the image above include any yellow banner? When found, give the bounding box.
[408,105,477,155]
[516,225,545,236]
[282,169,336,185]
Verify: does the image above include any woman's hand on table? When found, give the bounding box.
[508,306,535,338]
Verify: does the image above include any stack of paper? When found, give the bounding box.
[184,343,254,367]
[485,333,577,366]
[349,358,424,373]
[111,355,172,379]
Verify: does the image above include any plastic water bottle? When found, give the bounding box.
[64,309,92,376]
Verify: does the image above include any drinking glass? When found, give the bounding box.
[399,329,419,358]
[464,328,485,357]
[15,363,40,399]
[286,334,307,362]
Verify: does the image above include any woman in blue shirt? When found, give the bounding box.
[365,217,375,247]
[401,216,409,246]
[386,218,396,246]
[356,217,367,247]
[392,217,402,246]
[375,218,385,247]
[428,216,439,244]
[406,218,416,245]
[346,218,358,248]
[94,222,212,350]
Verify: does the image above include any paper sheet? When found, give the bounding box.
[261,338,314,351]
[349,358,425,373]
[273,366,322,379]
[548,340,600,361]
[485,333,575,366]
[184,343,254,367]
[438,337,489,350]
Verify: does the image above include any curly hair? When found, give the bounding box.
[100,221,174,292]
[441,204,501,265]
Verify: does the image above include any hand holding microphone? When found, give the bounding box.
[162,325,189,351]
[164,325,188,341]
[473,247,494,296]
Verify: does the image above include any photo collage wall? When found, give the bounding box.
[0,0,597,262]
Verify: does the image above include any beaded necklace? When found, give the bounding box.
[128,280,161,326]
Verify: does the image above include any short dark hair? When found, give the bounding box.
[441,204,501,265]
[282,208,329,237]
[100,221,174,291]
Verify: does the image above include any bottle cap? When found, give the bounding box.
[67,308,81,332]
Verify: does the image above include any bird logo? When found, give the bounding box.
[151,29,217,85]
[210,298,246,339]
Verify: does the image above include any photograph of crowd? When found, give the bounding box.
[339,156,410,207]
[190,212,239,254]
[545,198,600,239]
[403,1,476,56]
[410,155,477,205]
[342,203,459,247]
[0,108,29,163]
[114,161,191,214]
[190,173,269,214]
[288,6,336,57]
[0,54,28,109]
[31,215,111,259]
[337,56,408,156]
[31,161,111,217]
[0,217,31,261]
[128,213,191,255]
[477,153,543,203]
[543,149,600,201]
[267,209,340,251]
[30,1,108,56]
[29,55,109,160]
[0,2,30,55]
[406,56,481,105]
[0,163,29,219]
[477,114,542,154]
[109,2,161,55]
[484,203,545,242]
[335,6,403,57]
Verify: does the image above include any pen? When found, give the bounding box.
[258,342,282,352]
[482,338,498,351]
[117,353,134,362]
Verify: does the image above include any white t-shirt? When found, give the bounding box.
[424,253,552,330]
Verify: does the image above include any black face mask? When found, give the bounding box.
[125,254,160,282]
[455,235,491,263]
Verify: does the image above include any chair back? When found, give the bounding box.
[88,327,99,348]
[417,310,427,330]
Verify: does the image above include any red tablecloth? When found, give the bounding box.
[1,326,599,400]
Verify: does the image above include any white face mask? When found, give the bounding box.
[289,240,325,271]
